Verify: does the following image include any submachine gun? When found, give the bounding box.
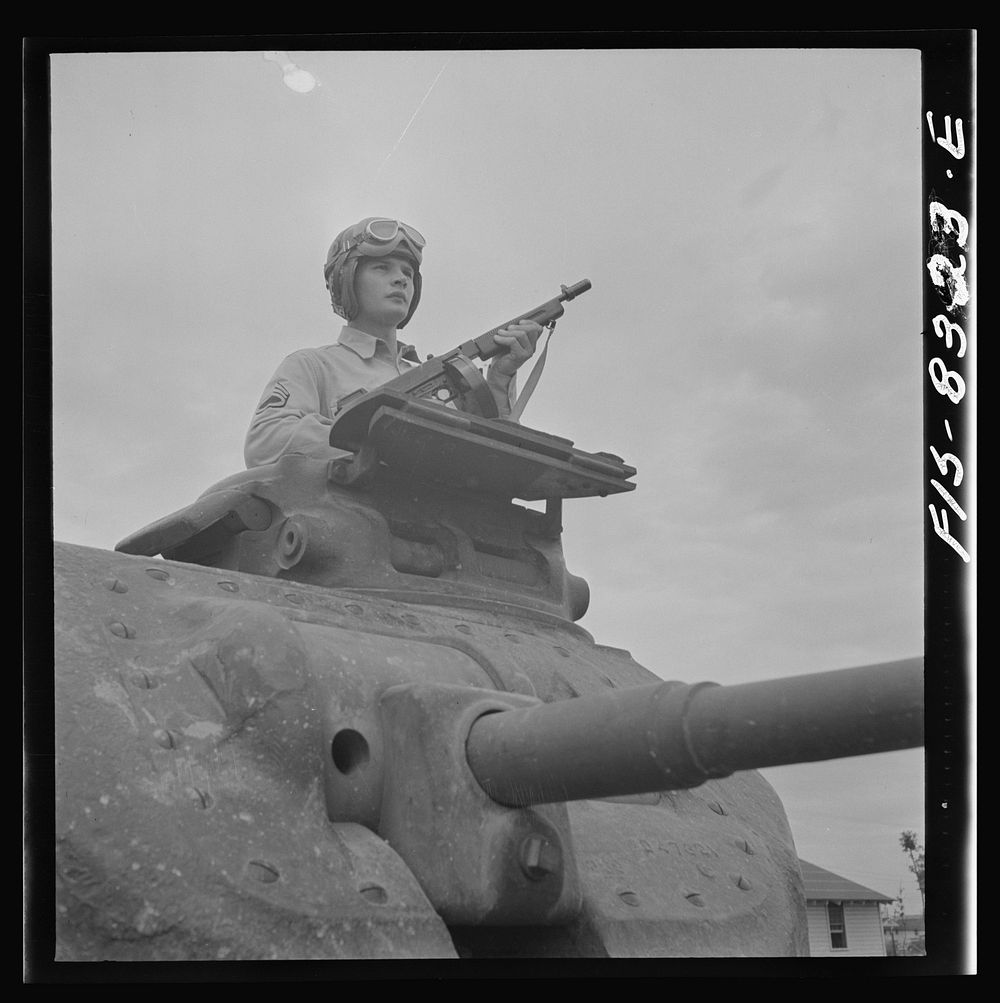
[333,278,592,420]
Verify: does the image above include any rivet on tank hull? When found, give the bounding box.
[152,728,176,749]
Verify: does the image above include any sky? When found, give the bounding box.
[49,46,928,921]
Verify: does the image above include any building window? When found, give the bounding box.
[827,902,848,949]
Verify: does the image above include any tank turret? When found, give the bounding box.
[54,390,923,960]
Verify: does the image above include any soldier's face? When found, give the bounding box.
[353,255,415,329]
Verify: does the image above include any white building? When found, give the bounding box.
[799,859,893,957]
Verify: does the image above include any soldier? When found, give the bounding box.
[244,217,541,468]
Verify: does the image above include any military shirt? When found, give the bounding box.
[244,325,516,468]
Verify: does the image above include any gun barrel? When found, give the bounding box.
[465,658,923,807]
[560,278,592,300]
[465,279,592,360]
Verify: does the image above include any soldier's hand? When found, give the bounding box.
[489,320,542,379]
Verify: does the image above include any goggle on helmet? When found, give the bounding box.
[324,218,426,329]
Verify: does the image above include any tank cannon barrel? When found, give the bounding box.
[466,658,923,808]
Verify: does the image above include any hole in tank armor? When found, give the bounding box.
[331,729,370,775]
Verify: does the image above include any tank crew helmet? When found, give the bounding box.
[324,217,426,329]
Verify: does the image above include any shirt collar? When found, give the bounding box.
[337,325,420,363]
